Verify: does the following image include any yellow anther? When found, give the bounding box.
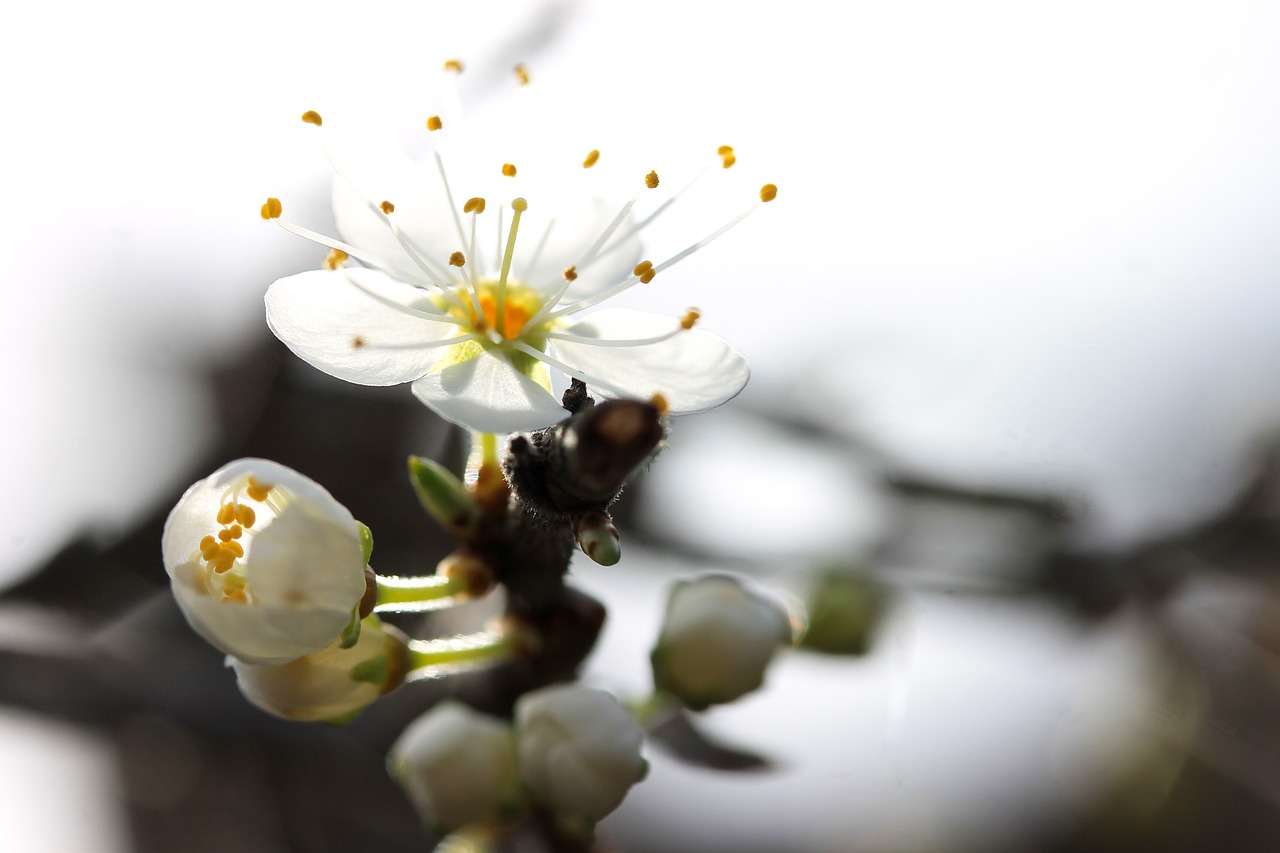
[449,251,466,267]
[426,115,443,132]
[563,265,578,281]
[444,59,464,74]
[463,197,486,214]
[720,151,737,168]
[680,309,701,330]
[645,170,660,189]
[221,587,248,604]
[717,145,734,156]
[246,476,272,502]
[212,551,236,574]
[218,527,234,542]
[760,183,778,203]
[199,535,219,559]
[502,163,517,177]
[301,110,323,126]
[260,197,282,220]
[514,64,530,85]
[512,198,528,212]
[640,269,656,284]
[633,260,654,277]
[217,504,236,525]
[228,524,244,539]
[583,149,600,168]
[324,248,348,270]
[380,200,395,214]
[649,393,670,416]
[234,504,256,527]
[224,540,245,558]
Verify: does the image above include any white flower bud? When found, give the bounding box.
[651,573,793,710]
[515,684,647,823]
[389,702,522,831]
[231,618,408,723]
[162,458,367,665]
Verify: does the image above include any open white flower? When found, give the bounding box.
[263,69,772,434]
[390,701,522,831]
[232,617,408,723]
[161,458,367,666]
[651,573,795,710]
[515,683,647,823]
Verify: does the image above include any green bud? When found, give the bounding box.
[799,569,887,656]
[408,456,480,535]
[356,521,374,564]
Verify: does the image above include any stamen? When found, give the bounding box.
[645,170,660,189]
[260,197,283,220]
[550,193,770,321]
[380,200,395,215]
[640,269,656,283]
[760,183,778,202]
[718,145,736,168]
[681,308,700,329]
[235,504,256,527]
[426,115,443,132]
[563,266,578,281]
[502,163,517,177]
[301,110,323,126]
[547,320,690,348]
[444,59,463,74]
[432,150,470,254]
[650,393,670,416]
[217,504,236,525]
[633,260,653,277]
[494,198,527,327]
[583,149,600,168]
[449,251,466,267]
[340,272,469,328]
[246,476,273,502]
[463,197,486,214]
[324,248,348,270]
[514,64,530,85]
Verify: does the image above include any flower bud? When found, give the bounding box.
[161,458,368,665]
[515,684,647,823]
[231,618,409,723]
[389,702,522,832]
[650,574,793,710]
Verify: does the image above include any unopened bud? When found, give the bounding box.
[408,456,479,536]
[575,511,621,566]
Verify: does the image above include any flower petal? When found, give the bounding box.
[551,308,750,413]
[411,349,568,433]
[266,267,461,386]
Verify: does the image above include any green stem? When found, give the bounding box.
[374,573,465,612]
[407,631,515,677]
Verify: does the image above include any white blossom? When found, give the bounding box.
[515,684,647,822]
[231,617,407,723]
[390,701,522,831]
[263,78,771,434]
[651,574,794,709]
[161,458,367,665]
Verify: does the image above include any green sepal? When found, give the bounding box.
[338,606,362,649]
[408,455,480,535]
[350,652,389,687]
[799,568,888,656]
[356,521,374,564]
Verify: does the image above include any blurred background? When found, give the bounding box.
[6,0,1280,850]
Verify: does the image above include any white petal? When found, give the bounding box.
[246,501,365,610]
[266,267,462,386]
[551,308,750,413]
[411,349,568,433]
